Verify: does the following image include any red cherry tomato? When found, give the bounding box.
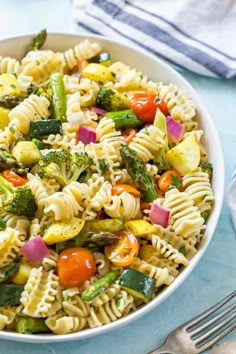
[57,247,96,288]
[128,92,168,122]
[2,170,28,186]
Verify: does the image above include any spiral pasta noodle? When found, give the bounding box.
[0,56,21,75]
[158,83,197,122]
[63,40,101,70]
[162,188,205,239]
[129,125,165,162]
[182,170,214,213]
[8,94,50,134]
[96,117,125,150]
[104,192,140,220]
[21,50,65,83]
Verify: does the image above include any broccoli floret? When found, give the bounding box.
[0,175,37,217]
[37,150,93,186]
[96,87,129,111]
[198,161,213,179]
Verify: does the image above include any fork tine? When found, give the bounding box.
[185,290,236,329]
[190,303,236,336]
[195,310,236,343]
[196,321,236,353]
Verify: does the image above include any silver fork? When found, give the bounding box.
[148,290,236,354]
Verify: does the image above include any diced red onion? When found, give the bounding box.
[149,202,170,228]
[21,236,49,265]
[77,126,97,145]
[91,106,107,115]
[166,116,184,143]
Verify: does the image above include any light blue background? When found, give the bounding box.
[0,1,235,353]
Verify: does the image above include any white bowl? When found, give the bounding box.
[0,33,224,343]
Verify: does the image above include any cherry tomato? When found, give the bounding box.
[158,169,183,193]
[3,170,28,186]
[104,231,139,267]
[128,92,168,122]
[121,128,136,144]
[111,184,140,198]
[57,247,96,288]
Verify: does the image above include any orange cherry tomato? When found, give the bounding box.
[57,247,96,288]
[158,169,183,193]
[2,170,28,186]
[128,92,168,123]
[121,128,136,144]
[111,184,140,198]
[104,231,139,267]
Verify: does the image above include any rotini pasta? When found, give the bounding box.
[8,94,50,134]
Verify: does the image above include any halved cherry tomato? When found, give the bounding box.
[158,169,183,193]
[121,128,136,144]
[128,92,168,123]
[57,247,96,288]
[111,184,140,198]
[3,170,28,186]
[104,231,139,267]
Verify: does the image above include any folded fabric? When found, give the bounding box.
[73,0,236,78]
[227,168,236,232]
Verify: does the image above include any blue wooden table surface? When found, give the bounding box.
[0,1,235,353]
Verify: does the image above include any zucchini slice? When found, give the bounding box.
[119,269,155,302]
[0,284,24,306]
[29,119,62,139]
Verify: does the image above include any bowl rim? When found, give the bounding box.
[0,32,225,343]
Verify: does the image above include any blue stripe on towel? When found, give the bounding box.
[93,0,234,78]
[125,0,236,61]
[79,13,189,72]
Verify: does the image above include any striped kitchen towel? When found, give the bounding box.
[227,169,236,232]
[73,0,236,78]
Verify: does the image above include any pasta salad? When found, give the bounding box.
[0,30,214,335]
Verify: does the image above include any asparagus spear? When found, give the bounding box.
[56,231,120,253]
[0,150,28,174]
[0,257,21,283]
[0,95,23,108]
[105,109,145,130]
[120,145,158,202]
[49,73,66,121]
[16,317,51,334]
[29,29,47,51]
[82,270,120,302]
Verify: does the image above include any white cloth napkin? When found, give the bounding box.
[73,0,236,78]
